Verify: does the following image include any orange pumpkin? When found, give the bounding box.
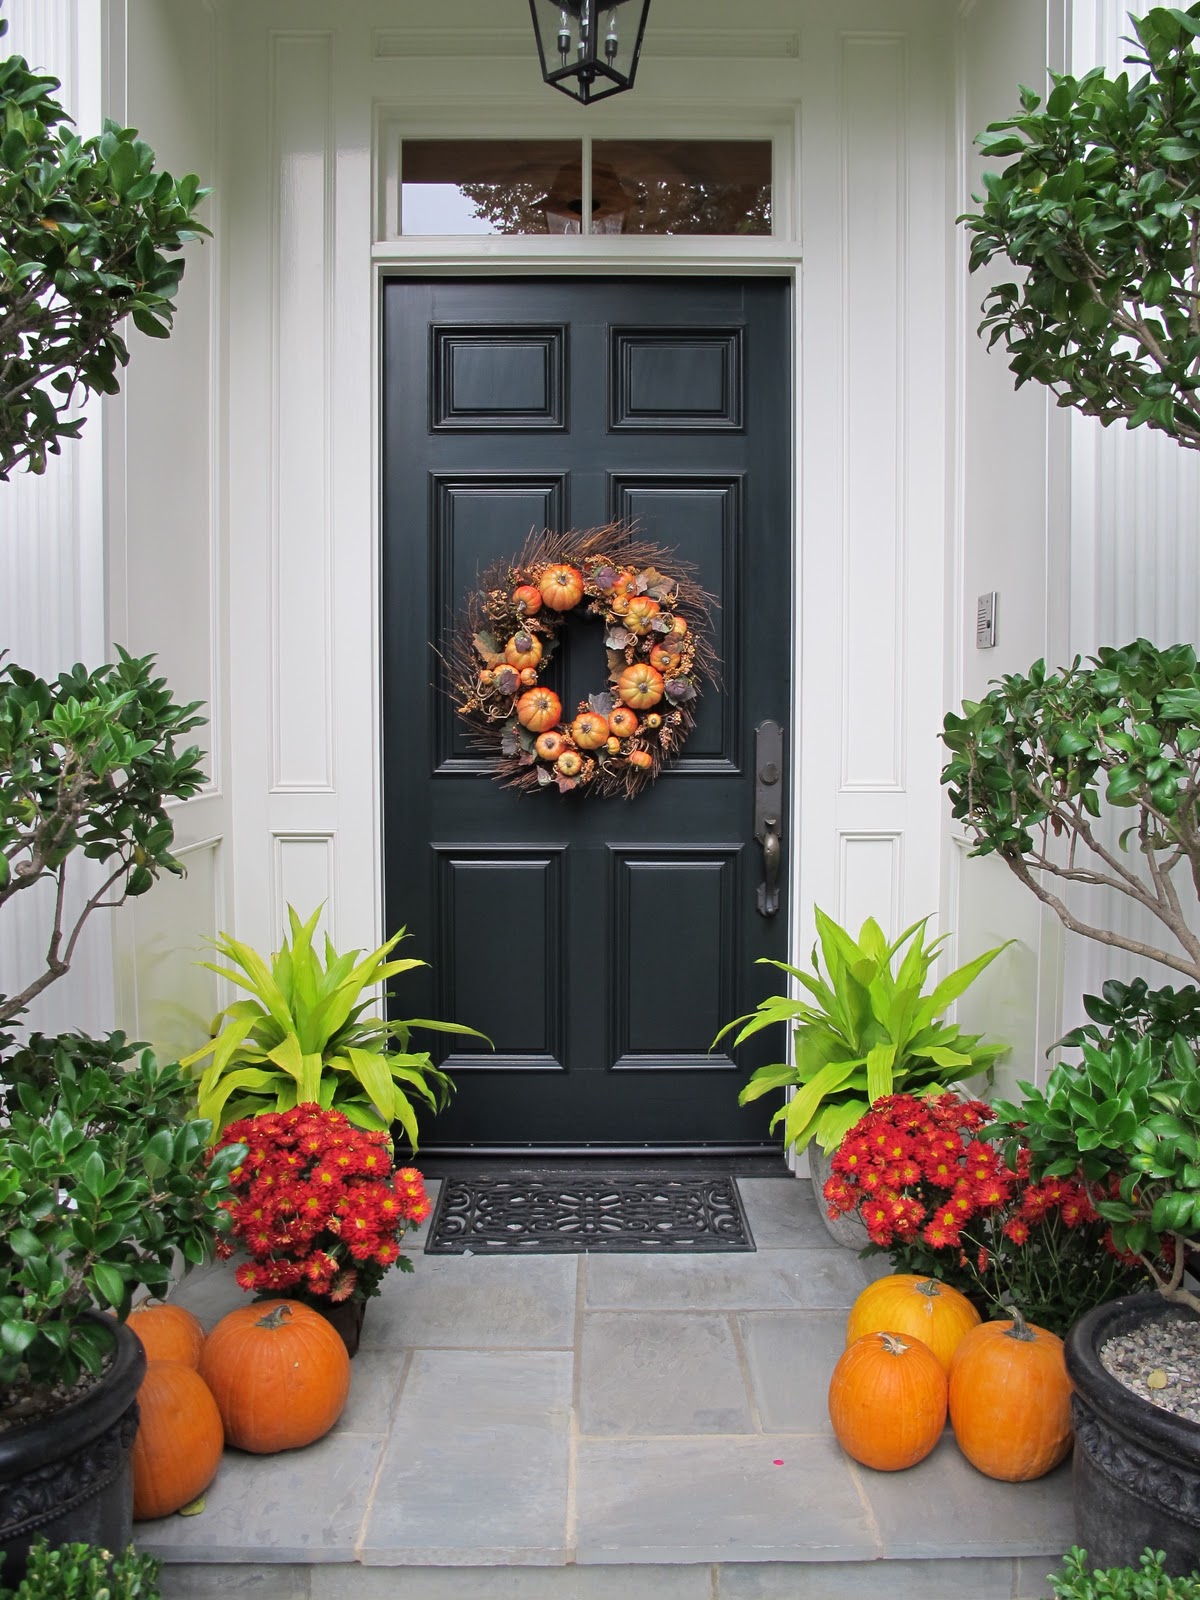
[628,748,653,770]
[556,750,582,777]
[610,595,631,617]
[513,583,542,615]
[504,632,543,670]
[198,1301,350,1454]
[605,736,621,755]
[608,706,639,738]
[670,616,688,638]
[132,1361,224,1520]
[617,663,664,710]
[649,644,682,674]
[517,687,562,732]
[611,570,636,598]
[128,1302,206,1369]
[948,1311,1073,1481]
[846,1275,981,1375]
[828,1331,947,1471]
[570,711,608,750]
[535,730,566,760]
[624,595,660,635]
[519,667,538,687]
[644,712,663,730]
[539,564,584,611]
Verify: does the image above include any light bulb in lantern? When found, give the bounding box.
[604,8,618,63]
[557,7,571,64]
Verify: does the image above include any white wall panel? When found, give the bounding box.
[839,834,902,942]
[270,33,334,794]
[119,838,224,1062]
[272,833,335,942]
[841,35,906,792]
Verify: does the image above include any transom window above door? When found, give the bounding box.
[399,137,772,236]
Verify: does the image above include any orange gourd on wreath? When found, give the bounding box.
[198,1300,350,1454]
[512,583,542,615]
[535,731,567,761]
[557,750,583,777]
[846,1275,981,1375]
[539,563,584,611]
[627,748,653,771]
[132,1360,224,1520]
[828,1330,948,1471]
[504,632,543,670]
[624,595,660,635]
[127,1302,207,1369]
[517,687,562,732]
[570,711,609,750]
[617,663,664,710]
[608,706,639,738]
[948,1310,1073,1481]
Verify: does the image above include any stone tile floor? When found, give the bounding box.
[142,1177,1074,1600]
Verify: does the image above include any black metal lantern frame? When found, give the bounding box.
[528,0,651,106]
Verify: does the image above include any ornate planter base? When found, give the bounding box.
[0,1313,146,1586]
[1065,1293,1200,1577]
[807,1142,869,1251]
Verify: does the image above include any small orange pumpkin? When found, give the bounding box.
[199,1301,350,1455]
[539,564,584,611]
[948,1311,1073,1481]
[505,632,543,670]
[624,595,660,635]
[649,644,682,674]
[570,711,608,750]
[132,1360,224,1520]
[512,583,542,615]
[828,1331,948,1471]
[519,667,538,687]
[608,706,639,738]
[627,748,653,770]
[644,712,663,730]
[127,1302,206,1369]
[617,663,664,710]
[557,750,582,777]
[670,616,688,638]
[611,570,636,598]
[605,736,621,755]
[535,730,566,760]
[846,1275,981,1375]
[517,687,562,732]
[610,595,631,617]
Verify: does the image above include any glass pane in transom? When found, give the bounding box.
[401,140,585,235]
[591,140,772,235]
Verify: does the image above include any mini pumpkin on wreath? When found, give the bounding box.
[448,524,718,796]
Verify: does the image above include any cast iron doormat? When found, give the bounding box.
[425,1174,756,1254]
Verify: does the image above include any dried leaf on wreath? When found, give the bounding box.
[640,568,678,602]
[650,614,674,633]
[606,628,634,650]
[593,564,619,591]
[500,729,521,757]
[589,690,616,717]
[664,677,697,704]
[518,750,536,766]
[473,630,503,665]
[518,725,536,750]
[537,766,554,785]
[607,647,629,675]
[555,774,579,793]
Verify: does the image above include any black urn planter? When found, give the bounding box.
[0,1312,146,1586]
[1064,1292,1200,1577]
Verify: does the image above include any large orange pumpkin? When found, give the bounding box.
[948,1311,1073,1481]
[128,1302,206,1369]
[516,687,562,732]
[538,564,584,611]
[846,1275,981,1374]
[198,1300,350,1454]
[132,1361,224,1520]
[828,1331,947,1471]
[617,663,664,710]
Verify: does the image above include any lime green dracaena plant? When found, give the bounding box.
[182,906,486,1147]
[716,909,1011,1155]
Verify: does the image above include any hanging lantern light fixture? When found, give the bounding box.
[527,0,652,105]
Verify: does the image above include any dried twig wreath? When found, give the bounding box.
[448,524,718,796]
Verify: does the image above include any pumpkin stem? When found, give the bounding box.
[878,1332,911,1356]
[915,1278,942,1298]
[255,1303,294,1331]
[1004,1307,1036,1342]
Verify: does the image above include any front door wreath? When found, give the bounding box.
[449,525,717,796]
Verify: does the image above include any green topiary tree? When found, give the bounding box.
[961,4,1200,449]
[0,12,210,477]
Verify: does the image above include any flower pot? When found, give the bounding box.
[808,1141,869,1251]
[0,1312,146,1586]
[1064,1291,1200,1577]
[313,1297,366,1359]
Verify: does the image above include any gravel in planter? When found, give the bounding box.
[1100,1315,1200,1424]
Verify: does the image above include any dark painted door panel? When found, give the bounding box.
[382,277,791,1150]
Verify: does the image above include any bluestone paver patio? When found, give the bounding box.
[141,1175,1074,1599]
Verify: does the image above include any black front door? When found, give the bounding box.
[382,276,791,1151]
